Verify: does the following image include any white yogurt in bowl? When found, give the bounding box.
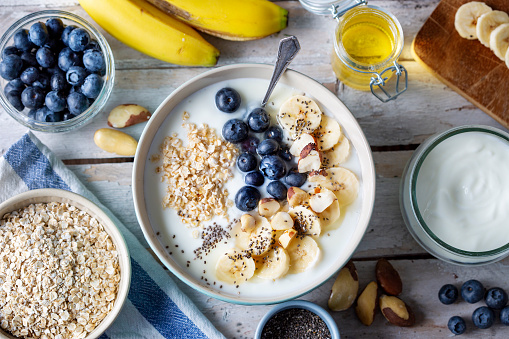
[400,125,509,265]
[133,64,376,304]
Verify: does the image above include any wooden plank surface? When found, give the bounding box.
[413,0,509,128]
[1,1,509,338]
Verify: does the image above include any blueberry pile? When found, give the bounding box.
[215,87,308,211]
[0,18,105,122]
[439,280,509,334]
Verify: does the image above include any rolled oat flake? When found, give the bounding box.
[261,308,332,339]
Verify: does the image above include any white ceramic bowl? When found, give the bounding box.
[132,64,375,304]
[0,189,131,339]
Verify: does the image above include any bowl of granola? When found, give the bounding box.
[0,188,130,339]
[133,64,375,304]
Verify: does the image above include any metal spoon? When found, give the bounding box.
[261,36,301,108]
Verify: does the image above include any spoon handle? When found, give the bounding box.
[261,36,301,107]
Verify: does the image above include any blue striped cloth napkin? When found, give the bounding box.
[0,132,225,339]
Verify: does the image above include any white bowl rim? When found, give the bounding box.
[0,188,131,339]
[132,63,376,305]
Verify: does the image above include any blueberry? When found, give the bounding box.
[20,51,38,67]
[80,73,103,99]
[240,136,260,153]
[257,139,280,156]
[244,171,264,187]
[62,111,77,121]
[447,316,466,335]
[267,181,287,200]
[2,46,19,59]
[13,29,34,51]
[4,78,25,96]
[68,28,90,52]
[46,65,65,76]
[438,284,459,305]
[35,47,55,68]
[265,125,283,142]
[237,152,257,172]
[0,54,23,80]
[235,186,261,212]
[45,91,66,112]
[485,287,508,309]
[32,72,50,90]
[20,67,40,85]
[46,18,64,37]
[28,22,49,47]
[82,49,105,73]
[69,85,82,94]
[222,119,248,143]
[58,47,82,71]
[44,37,64,52]
[215,87,241,113]
[85,40,101,51]
[461,280,484,304]
[66,66,87,86]
[259,155,286,180]
[247,108,270,132]
[67,91,89,115]
[501,306,509,325]
[61,26,77,46]
[21,86,45,109]
[472,306,494,329]
[6,91,24,111]
[285,169,307,187]
[27,108,37,119]
[35,106,62,122]
[279,145,293,162]
[50,72,68,92]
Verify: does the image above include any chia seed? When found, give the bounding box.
[261,308,331,339]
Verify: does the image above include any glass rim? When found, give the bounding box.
[0,10,115,133]
[410,125,509,257]
[333,5,404,72]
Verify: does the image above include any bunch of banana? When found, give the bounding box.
[78,0,287,66]
[455,2,509,68]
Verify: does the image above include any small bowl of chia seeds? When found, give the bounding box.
[255,300,340,339]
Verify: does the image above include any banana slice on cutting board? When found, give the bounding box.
[313,115,341,151]
[289,205,322,237]
[255,246,290,280]
[278,95,322,138]
[455,1,492,40]
[215,248,256,284]
[308,167,359,206]
[287,235,320,274]
[235,215,274,256]
[490,23,509,60]
[477,10,509,48]
[322,134,351,168]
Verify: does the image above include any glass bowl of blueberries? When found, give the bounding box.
[0,10,114,133]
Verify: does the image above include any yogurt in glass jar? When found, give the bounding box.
[400,125,509,265]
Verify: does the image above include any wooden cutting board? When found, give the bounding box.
[412,0,509,128]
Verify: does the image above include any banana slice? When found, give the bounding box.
[215,249,255,284]
[308,167,359,206]
[313,115,341,151]
[287,235,320,274]
[477,10,509,48]
[455,2,492,40]
[235,215,274,256]
[309,187,337,213]
[289,205,321,237]
[322,135,351,167]
[490,23,509,60]
[318,199,341,229]
[278,95,322,138]
[255,246,290,280]
[289,133,316,157]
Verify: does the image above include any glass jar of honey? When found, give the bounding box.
[299,0,407,102]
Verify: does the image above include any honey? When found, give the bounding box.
[332,6,403,91]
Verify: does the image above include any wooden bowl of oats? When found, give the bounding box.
[0,188,131,339]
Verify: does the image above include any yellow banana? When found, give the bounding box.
[146,0,288,41]
[78,0,219,66]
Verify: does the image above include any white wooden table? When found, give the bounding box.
[2,1,509,338]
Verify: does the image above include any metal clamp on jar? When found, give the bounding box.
[299,0,407,102]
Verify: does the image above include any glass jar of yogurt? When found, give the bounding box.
[400,125,509,265]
